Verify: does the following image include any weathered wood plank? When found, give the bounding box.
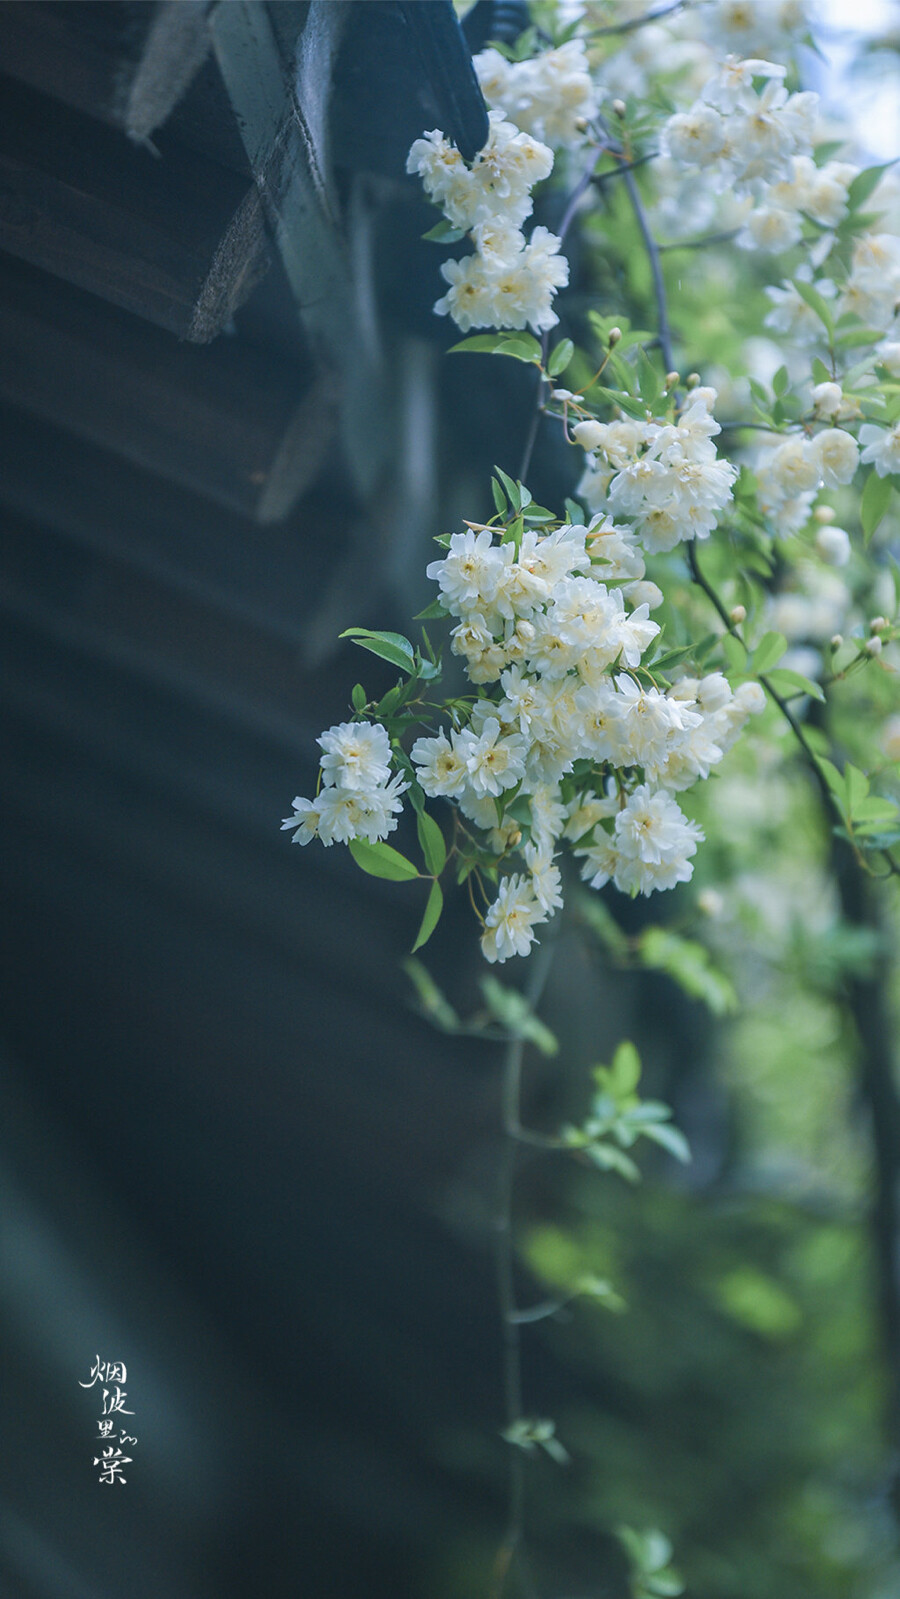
[0,74,270,341]
[0,256,337,521]
[0,1,214,147]
[210,0,395,499]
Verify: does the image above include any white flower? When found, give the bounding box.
[411,731,469,798]
[458,716,528,797]
[767,436,821,499]
[281,796,321,845]
[814,524,851,566]
[860,422,900,478]
[317,720,393,792]
[662,104,726,166]
[611,784,704,895]
[475,40,598,149]
[407,111,553,232]
[427,528,510,618]
[876,341,900,377]
[481,874,547,962]
[812,382,843,419]
[316,775,407,846]
[737,204,803,253]
[809,428,858,488]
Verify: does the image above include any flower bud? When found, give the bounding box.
[572,419,605,451]
[865,635,883,656]
[665,371,680,389]
[608,326,622,346]
[729,604,746,625]
[814,504,836,523]
[687,372,700,388]
[830,633,843,650]
[870,616,889,634]
[612,99,627,119]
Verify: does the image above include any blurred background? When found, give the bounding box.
[1,3,899,1597]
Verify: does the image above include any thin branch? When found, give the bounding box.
[621,164,675,372]
[588,0,689,37]
[658,229,738,253]
[491,936,557,1599]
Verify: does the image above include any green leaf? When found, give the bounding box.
[640,1122,691,1163]
[416,809,447,876]
[848,162,895,211]
[411,879,444,951]
[494,464,521,511]
[421,218,466,243]
[584,1143,641,1182]
[845,763,870,813]
[348,838,420,881]
[811,356,833,385]
[636,346,661,405]
[480,976,558,1056]
[491,475,507,516]
[350,683,367,712]
[791,278,834,336]
[403,957,460,1032]
[861,468,891,541]
[763,667,825,703]
[340,628,416,675]
[414,595,446,620]
[564,496,585,524]
[447,334,510,355]
[610,1040,641,1097]
[772,364,789,397]
[752,630,788,674]
[639,926,738,1017]
[547,337,574,378]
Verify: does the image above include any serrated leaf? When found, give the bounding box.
[547,337,574,377]
[348,838,420,881]
[763,667,825,702]
[416,809,447,876]
[411,879,443,951]
[753,630,788,674]
[861,468,891,541]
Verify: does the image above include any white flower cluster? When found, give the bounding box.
[662,57,819,218]
[473,40,598,150]
[841,233,900,337]
[416,518,764,961]
[282,721,407,848]
[755,425,859,533]
[407,111,568,333]
[573,388,738,552]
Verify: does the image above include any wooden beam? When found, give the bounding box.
[0,256,338,521]
[209,0,395,499]
[0,74,270,342]
[0,1,212,145]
